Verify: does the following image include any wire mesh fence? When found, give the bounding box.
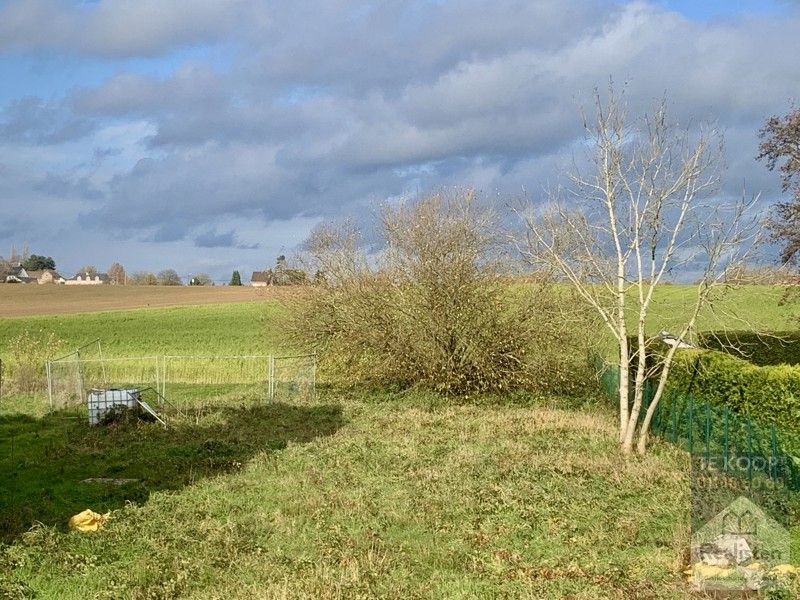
[48,355,161,412]
[46,350,83,410]
[47,352,317,412]
[593,357,800,492]
[160,355,271,405]
[270,354,317,403]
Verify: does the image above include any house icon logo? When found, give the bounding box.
[692,495,790,567]
[721,506,757,538]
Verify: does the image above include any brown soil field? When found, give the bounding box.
[0,285,299,318]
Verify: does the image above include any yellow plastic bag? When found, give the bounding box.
[68,509,110,532]
[770,564,798,576]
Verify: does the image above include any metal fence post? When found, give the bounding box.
[747,416,754,485]
[723,407,730,473]
[770,424,779,482]
[652,391,662,434]
[76,348,84,402]
[98,339,107,387]
[671,393,679,443]
[46,359,53,410]
[312,352,317,399]
[688,395,695,454]
[267,355,274,401]
[704,400,711,463]
[156,356,160,396]
[161,356,167,397]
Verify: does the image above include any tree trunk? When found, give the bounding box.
[622,324,649,452]
[636,380,665,454]
[618,336,630,445]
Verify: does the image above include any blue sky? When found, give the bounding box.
[0,0,798,282]
[660,0,794,19]
[659,0,784,18]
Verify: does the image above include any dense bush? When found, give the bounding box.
[286,191,596,397]
[666,348,800,431]
[699,330,800,366]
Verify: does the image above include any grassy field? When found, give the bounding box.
[0,283,793,357]
[0,302,281,359]
[0,285,798,598]
[632,284,796,334]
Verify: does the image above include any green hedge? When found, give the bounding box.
[699,330,800,366]
[667,348,800,432]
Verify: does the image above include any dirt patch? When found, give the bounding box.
[0,285,306,317]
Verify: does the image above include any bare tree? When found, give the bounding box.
[520,87,759,454]
[130,271,158,285]
[108,262,126,285]
[157,269,182,286]
[758,104,800,265]
[0,255,10,279]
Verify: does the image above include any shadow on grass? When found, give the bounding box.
[0,401,343,542]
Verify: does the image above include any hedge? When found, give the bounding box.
[698,330,800,366]
[667,348,800,432]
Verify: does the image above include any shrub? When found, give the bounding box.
[699,330,800,366]
[285,191,595,397]
[666,348,800,431]
[6,330,63,392]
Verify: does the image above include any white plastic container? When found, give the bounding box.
[87,388,140,425]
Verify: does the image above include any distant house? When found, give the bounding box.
[250,270,274,287]
[26,269,66,284]
[65,271,110,285]
[3,264,35,283]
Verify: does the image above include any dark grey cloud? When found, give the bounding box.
[194,228,259,250]
[1,0,799,280]
[34,171,103,200]
[150,222,188,243]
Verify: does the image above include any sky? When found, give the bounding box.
[0,0,798,283]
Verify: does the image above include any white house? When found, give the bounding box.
[65,271,110,285]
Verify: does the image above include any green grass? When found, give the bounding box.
[0,399,343,542]
[2,392,698,599]
[0,289,798,598]
[0,284,793,358]
[0,302,285,359]
[634,284,796,334]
